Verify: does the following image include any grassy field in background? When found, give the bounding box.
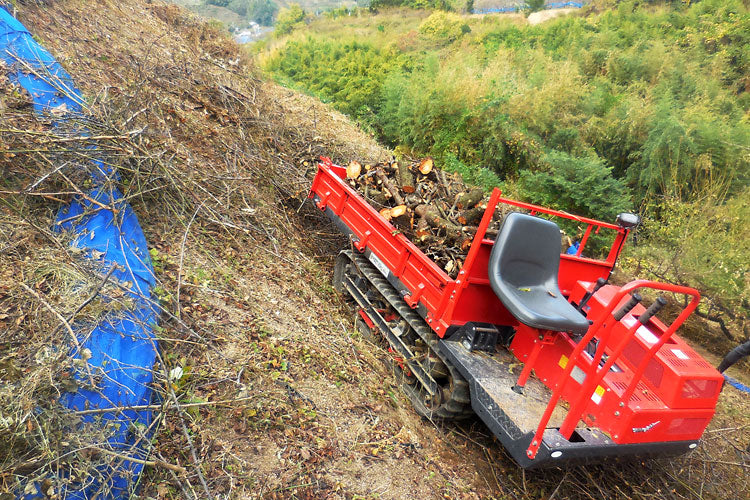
[261,1,750,355]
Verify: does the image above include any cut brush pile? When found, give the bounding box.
[0,70,146,494]
[0,2,387,496]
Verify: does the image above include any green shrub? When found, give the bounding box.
[632,189,750,322]
[443,154,503,193]
[265,38,395,121]
[517,151,632,257]
[418,11,469,43]
[518,150,631,220]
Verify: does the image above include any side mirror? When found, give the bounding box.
[616,212,640,229]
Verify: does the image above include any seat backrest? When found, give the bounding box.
[488,212,562,291]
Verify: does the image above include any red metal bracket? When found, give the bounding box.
[515,330,556,389]
[404,283,426,309]
[320,156,348,179]
[353,231,371,252]
[358,308,377,330]
[316,191,331,210]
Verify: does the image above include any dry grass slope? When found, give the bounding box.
[0,0,748,499]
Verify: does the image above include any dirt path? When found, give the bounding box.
[527,8,578,25]
[153,240,495,498]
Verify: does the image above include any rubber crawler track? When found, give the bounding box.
[346,250,473,420]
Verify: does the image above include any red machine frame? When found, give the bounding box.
[311,157,722,463]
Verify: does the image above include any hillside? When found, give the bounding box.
[1,1,749,499]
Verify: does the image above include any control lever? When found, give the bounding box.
[639,296,668,325]
[577,277,607,312]
[613,293,642,321]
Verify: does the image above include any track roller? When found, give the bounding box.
[334,249,472,420]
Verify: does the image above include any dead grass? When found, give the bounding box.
[0,0,748,499]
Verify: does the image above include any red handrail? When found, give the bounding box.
[433,188,502,331]
[460,188,502,279]
[525,280,701,460]
[496,196,626,265]
[496,196,621,230]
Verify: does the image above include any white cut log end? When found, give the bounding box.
[347,161,362,179]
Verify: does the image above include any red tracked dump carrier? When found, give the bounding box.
[310,157,722,468]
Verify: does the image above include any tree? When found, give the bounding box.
[527,0,545,13]
[275,4,305,36]
[227,0,249,16]
[247,0,278,25]
[418,12,469,43]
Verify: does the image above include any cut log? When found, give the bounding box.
[405,194,422,206]
[390,205,407,218]
[457,206,485,226]
[376,167,405,206]
[414,205,464,244]
[418,157,434,175]
[455,187,484,210]
[364,188,389,207]
[391,207,411,231]
[397,161,415,194]
[347,161,362,179]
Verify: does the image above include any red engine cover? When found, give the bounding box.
[510,281,722,444]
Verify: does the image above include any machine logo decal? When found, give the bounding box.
[368,251,390,278]
[632,420,661,433]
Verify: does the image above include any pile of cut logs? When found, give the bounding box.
[344,158,503,278]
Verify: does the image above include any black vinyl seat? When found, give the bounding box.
[488,213,590,335]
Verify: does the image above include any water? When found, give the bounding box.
[233,22,274,44]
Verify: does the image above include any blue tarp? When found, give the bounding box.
[724,374,750,394]
[1,6,159,498]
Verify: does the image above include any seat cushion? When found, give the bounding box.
[488,213,590,335]
[494,279,591,335]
